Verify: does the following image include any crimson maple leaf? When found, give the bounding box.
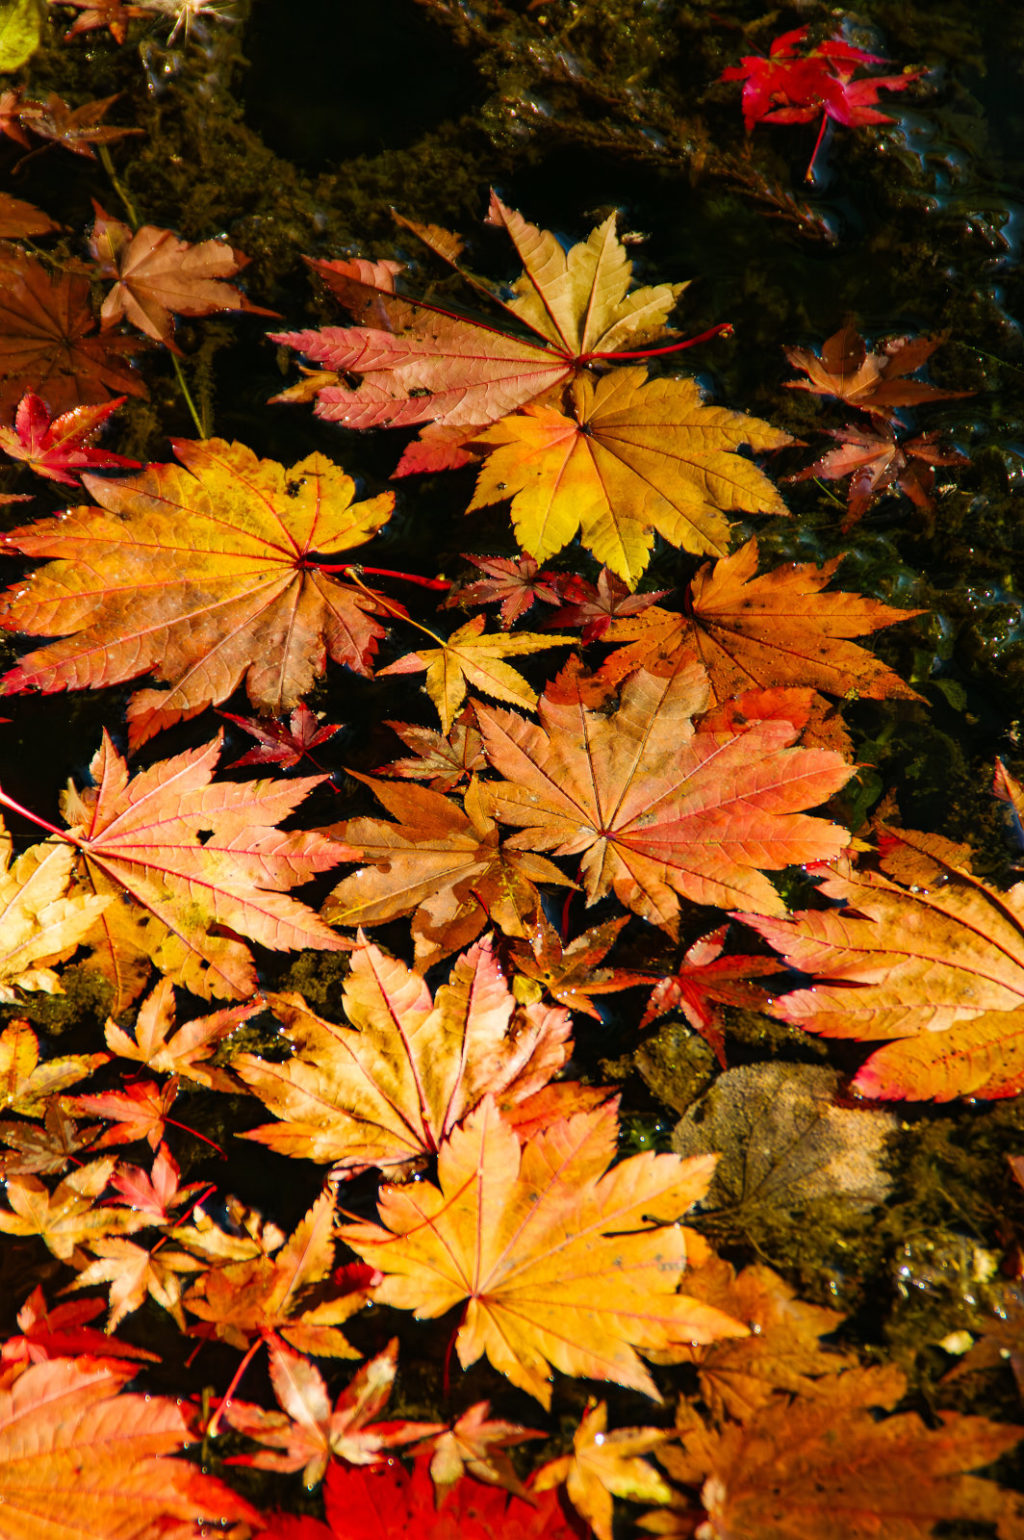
[0,392,139,485]
[638,925,781,1067]
[1,1285,157,1367]
[221,703,343,771]
[444,554,563,629]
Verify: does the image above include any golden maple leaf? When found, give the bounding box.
[103,976,259,1091]
[339,1096,746,1408]
[536,1399,672,1540]
[0,1019,106,1115]
[0,438,394,746]
[236,932,573,1172]
[0,1156,145,1260]
[468,368,791,587]
[0,824,110,1003]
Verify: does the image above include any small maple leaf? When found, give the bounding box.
[64,1077,179,1148]
[320,773,574,967]
[222,701,343,770]
[638,925,781,1067]
[70,1233,205,1331]
[545,568,671,643]
[380,615,574,734]
[0,246,144,419]
[476,659,854,928]
[0,1355,259,1535]
[88,202,278,349]
[271,192,690,475]
[535,1398,672,1540]
[236,932,573,1172]
[0,730,349,1008]
[104,1140,205,1220]
[376,711,486,793]
[221,1338,442,1488]
[0,190,58,239]
[11,91,141,157]
[0,1096,102,1176]
[784,326,970,419]
[722,26,924,180]
[505,912,649,1020]
[104,975,256,1091]
[0,1156,146,1260]
[340,1096,746,1408]
[0,1019,107,1115]
[444,553,563,629]
[0,391,139,485]
[600,537,923,702]
[788,420,966,530]
[469,367,791,588]
[1,1285,158,1366]
[182,1187,370,1357]
[417,1401,545,1501]
[53,0,148,44]
[945,1281,1024,1401]
[0,437,395,745]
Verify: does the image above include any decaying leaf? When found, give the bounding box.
[788,421,966,530]
[339,1096,746,1408]
[0,438,395,745]
[236,932,573,1172]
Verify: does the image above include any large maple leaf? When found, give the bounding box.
[468,368,791,587]
[0,730,348,1007]
[320,774,573,967]
[0,1354,259,1540]
[237,933,573,1172]
[339,1096,745,1408]
[475,659,854,927]
[0,437,395,745]
[0,246,144,417]
[599,537,923,701]
[741,827,1024,1099]
[272,192,688,474]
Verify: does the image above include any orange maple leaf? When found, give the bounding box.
[475,659,854,927]
[0,437,395,745]
[535,1398,672,1540]
[103,975,258,1091]
[0,1355,258,1537]
[235,932,573,1172]
[783,325,970,420]
[339,1096,746,1408]
[600,537,923,700]
[0,730,348,1008]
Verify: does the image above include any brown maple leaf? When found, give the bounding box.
[0,190,58,239]
[0,1355,258,1536]
[320,773,574,968]
[0,730,348,1008]
[475,658,854,928]
[784,326,970,420]
[0,437,395,746]
[88,203,278,348]
[236,932,573,1172]
[376,711,486,793]
[788,421,966,530]
[0,246,145,416]
[10,92,141,157]
[600,537,923,702]
[340,1096,746,1408]
[0,1096,102,1176]
[505,912,649,1021]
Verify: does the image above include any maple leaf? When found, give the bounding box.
[784,327,970,419]
[9,91,141,157]
[105,1139,205,1220]
[546,568,671,643]
[272,192,689,473]
[662,1365,1024,1539]
[0,827,112,1005]
[320,774,573,968]
[946,1281,1024,1401]
[104,974,256,1091]
[88,203,277,348]
[222,1337,441,1487]
[0,1354,259,1538]
[722,26,923,180]
[600,537,923,701]
[739,827,1024,1099]
[339,1096,745,1408]
[0,730,348,1008]
[222,702,343,771]
[0,190,58,239]
[0,437,395,745]
[261,1455,583,1540]
[54,0,149,44]
[68,1234,205,1331]
[0,1019,106,1115]
[0,1097,102,1176]
[379,615,574,734]
[475,659,854,928]
[376,711,486,793]
[1,1285,158,1367]
[789,420,966,530]
[638,925,780,1068]
[182,1187,370,1356]
[505,912,649,1020]
[536,1398,672,1540]
[445,553,563,629]
[0,392,139,486]
[0,1156,146,1259]
[0,246,144,419]
[236,932,573,1172]
[63,1075,178,1148]
[417,1401,544,1501]
[469,367,792,588]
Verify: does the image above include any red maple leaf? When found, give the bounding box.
[0,392,139,486]
[722,25,924,179]
[1,1286,158,1368]
[638,924,782,1067]
[444,554,563,629]
[221,703,343,771]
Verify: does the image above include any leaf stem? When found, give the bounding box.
[98,144,139,229]
[583,322,735,362]
[0,787,72,845]
[169,352,208,437]
[344,568,450,649]
[309,562,450,591]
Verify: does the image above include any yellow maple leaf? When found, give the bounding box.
[0,1019,106,1116]
[0,823,109,1003]
[468,367,791,587]
[536,1399,673,1540]
[0,1157,145,1260]
[379,615,573,733]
